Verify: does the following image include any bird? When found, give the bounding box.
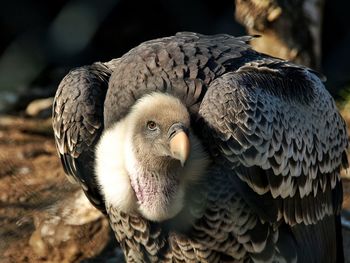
[52,32,349,262]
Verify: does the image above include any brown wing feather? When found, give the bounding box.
[197,61,347,262]
[198,61,348,226]
[52,62,113,212]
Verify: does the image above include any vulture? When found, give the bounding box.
[52,32,349,262]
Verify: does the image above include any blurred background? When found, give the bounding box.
[0,0,350,262]
[0,0,350,112]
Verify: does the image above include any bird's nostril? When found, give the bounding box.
[169,129,177,139]
[168,123,186,139]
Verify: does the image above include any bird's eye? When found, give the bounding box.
[147,121,157,131]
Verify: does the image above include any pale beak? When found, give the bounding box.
[169,127,190,167]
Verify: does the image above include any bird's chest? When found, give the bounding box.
[106,179,249,263]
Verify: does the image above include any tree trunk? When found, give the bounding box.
[235,0,324,70]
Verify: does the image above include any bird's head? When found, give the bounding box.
[128,93,191,169]
[96,93,208,222]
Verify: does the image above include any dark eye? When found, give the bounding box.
[147,121,157,131]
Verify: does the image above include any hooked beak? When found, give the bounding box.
[168,123,190,167]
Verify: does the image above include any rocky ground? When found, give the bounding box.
[0,101,349,263]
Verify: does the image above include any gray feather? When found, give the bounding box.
[53,32,348,262]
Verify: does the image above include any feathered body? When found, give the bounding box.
[52,32,348,262]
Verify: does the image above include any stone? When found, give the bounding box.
[25,97,53,118]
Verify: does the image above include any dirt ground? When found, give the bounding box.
[0,114,349,263]
[0,116,122,263]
